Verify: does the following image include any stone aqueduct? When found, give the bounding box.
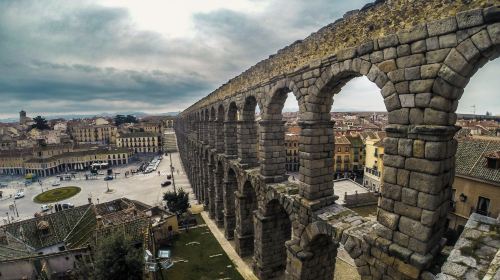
[174,1,500,279]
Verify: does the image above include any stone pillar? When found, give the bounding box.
[234,190,256,257]
[298,120,335,202]
[376,125,457,273]
[285,238,337,280]
[224,121,238,157]
[259,120,287,183]
[208,163,215,219]
[237,120,258,167]
[208,121,216,147]
[203,161,210,207]
[200,121,208,145]
[253,209,291,280]
[215,121,225,153]
[223,178,237,240]
[214,165,225,227]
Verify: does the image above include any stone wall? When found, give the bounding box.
[182,0,493,113]
[175,2,500,279]
[436,213,500,279]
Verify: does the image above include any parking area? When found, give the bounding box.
[0,152,196,225]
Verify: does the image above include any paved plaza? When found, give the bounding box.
[0,152,196,224]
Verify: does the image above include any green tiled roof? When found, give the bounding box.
[456,138,500,185]
[0,232,34,261]
[64,205,98,249]
[2,205,92,250]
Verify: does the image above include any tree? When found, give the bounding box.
[125,114,138,124]
[114,114,138,126]
[31,116,50,130]
[114,114,126,126]
[94,232,144,280]
[163,188,190,214]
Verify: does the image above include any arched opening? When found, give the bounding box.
[260,87,300,183]
[288,233,338,280]
[209,107,216,147]
[225,102,238,157]
[253,199,292,279]
[235,180,258,257]
[216,104,225,153]
[444,43,500,246]
[223,168,238,239]
[214,161,224,227]
[203,109,209,144]
[239,96,260,167]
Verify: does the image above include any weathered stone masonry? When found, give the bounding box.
[176,1,500,279]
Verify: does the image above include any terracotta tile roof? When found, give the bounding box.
[455,138,500,185]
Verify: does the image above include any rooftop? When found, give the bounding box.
[455,138,500,185]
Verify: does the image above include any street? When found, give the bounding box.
[0,152,196,224]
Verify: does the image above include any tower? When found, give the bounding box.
[19,110,27,125]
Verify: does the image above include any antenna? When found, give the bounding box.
[471,105,476,115]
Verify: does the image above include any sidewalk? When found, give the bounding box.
[201,211,258,280]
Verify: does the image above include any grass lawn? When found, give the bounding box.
[162,218,243,280]
[33,186,81,203]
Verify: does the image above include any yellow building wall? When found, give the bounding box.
[448,176,500,230]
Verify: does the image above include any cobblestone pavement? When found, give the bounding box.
[0,152,196,225]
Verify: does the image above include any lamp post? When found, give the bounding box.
[169,152,176,194]
[12,200,19,217]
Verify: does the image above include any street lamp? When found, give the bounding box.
[12,200,19,217]
[169,152,176,194]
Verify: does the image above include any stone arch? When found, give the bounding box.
[254,198,293,279]
[215,103,225,153]
[235,179,258,257]
[285,221,338,280]
[224,101,239,157]
[258,83,299,183]
[209,106,217,147]
[238,95,260,166]
[433,25,500,120]
[223,167,238,239]
[315,59,392,116]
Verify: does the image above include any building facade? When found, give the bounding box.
[71,124,117,144]
[448,137,500,233]
[116,132,161,154]
[363,137,384,192]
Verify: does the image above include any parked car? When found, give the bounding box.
[161,181,172,187]
[14,191,25,199]
[62,203,74,209]
[41,204,52,212]
[52,181,61,186]
[166,175,172,180]
[104,175,114,181]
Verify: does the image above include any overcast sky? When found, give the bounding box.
[0,0,498,119]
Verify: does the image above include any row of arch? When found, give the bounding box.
[179,138,363,279]
[175,9,500,279]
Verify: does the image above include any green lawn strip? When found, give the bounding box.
[163,226,243,280]
[33,186,81,203]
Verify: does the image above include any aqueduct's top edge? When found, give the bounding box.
[181,0,493,115]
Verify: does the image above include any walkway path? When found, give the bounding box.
[201,211,258,280]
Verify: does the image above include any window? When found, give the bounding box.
[337,147,341,152]
[345,147,349,152]
[476,196,490,216]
